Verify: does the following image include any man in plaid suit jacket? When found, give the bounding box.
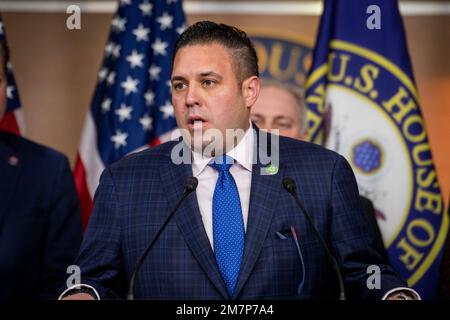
[61,21,416,300]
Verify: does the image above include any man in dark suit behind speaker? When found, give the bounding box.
[0,40,82,299]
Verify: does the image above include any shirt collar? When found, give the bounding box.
[192,121,254,177]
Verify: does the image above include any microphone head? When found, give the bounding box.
[282,177,297,194]
[185,177,199,193]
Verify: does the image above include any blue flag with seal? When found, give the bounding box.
[305,0,448,298]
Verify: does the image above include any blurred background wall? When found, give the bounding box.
[0,0,449,204]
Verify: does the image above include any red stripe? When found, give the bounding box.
[149,137,161,147]
[74,154,94,231]
[0,111,20,135]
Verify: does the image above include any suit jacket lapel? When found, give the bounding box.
[0,132,22,227]
[233,127,283,298]
[159,143,229,299]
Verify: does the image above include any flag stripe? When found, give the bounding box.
[78,112,106,197]
[0,111,20,134]
[13,108,26,134]
[74,155,94,229]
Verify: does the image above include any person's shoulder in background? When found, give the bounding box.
[0,129,82,300]
[0,129,70,166]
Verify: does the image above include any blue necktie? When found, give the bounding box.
[209,155,245,297]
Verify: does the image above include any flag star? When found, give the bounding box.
[0,22,4,35]
[112,44,121,59]
[139,114,153,131]
[98,67,108,81]
[126,50,144,68]
[144,90,155,106]
[148,64,161,80]
[152,38,168,56]
[120,0,131,6]
[111,130,128,149]
[121,76,139,95]
[167,0,178,4]
[133,24,150,42]
[139,1,153,16]
[166,80,172,93]
[101,98,112,113]
[6,86,14,99]
[6,61,12,71]
[115,103,133,122]
[104,42,115,56]
[107,72,116,86]
[160,101,174,119]
[111,16,127,32]
[176,24,186,35]
[156,12,173,30]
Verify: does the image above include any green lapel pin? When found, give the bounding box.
[264,164,278,175]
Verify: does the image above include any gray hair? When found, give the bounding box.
[259,79,307,136]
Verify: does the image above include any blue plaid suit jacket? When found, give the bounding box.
[75,128,406,299]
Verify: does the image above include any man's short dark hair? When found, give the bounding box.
[172,21,259,84]
[0,41,9,74]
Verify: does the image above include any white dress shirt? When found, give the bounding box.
[191,124,255,250]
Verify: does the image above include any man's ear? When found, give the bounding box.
[242,76,260,108]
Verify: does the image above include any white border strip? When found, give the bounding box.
[0,1,117,13]
[0,1,449,16]
[399,2,450,15]
[185,1,323,15]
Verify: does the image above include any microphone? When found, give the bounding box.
[282,177,346,300]
[127,177,198,300]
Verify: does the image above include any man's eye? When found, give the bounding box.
[202,79,216,87]
[173,82,186,90]
[275,122,292,129]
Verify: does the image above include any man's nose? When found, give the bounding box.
[185,85,200,107]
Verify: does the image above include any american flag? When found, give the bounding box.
[0,14,25,135]
[74,0,186,228]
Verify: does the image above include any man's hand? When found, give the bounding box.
[61,293,96,300]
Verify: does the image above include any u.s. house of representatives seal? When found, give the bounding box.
[306,39,448,288]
